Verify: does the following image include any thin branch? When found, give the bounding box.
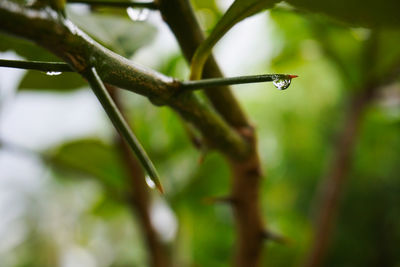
[0,59,73,72]
[84,66,163,193]
[67,0,158,9]
[0,59,297,91]
[181,74,298,91]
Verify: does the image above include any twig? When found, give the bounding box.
[0,59,296,91]
[181,74,298,91]
[0,59,73,72]
[84,66,163,193]
[67,0,158,9]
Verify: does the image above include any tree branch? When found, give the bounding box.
[0,0,250,159]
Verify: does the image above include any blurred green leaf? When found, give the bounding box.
[375,29,400,78]
[0,32,58,61]
[287,0,400,28]
[18,71,87,91]
[190,0,279,80]
[49,138,129,193]
[69,12,157,58]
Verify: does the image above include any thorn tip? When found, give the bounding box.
[156,183,164,194]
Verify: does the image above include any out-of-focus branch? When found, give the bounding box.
[304,59,400,267]
[303,85,375,267]
[108,85,170,267]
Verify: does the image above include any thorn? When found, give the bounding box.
[261,230,290,245]
[198,146,209,165]
[191,136,203,150]
[198,153,206,164]
[203,196,236,205]
[289,75,299,79]
[237,125,255,141]
[156,182,164,194]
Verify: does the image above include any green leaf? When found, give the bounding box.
[69,12,157,58]
[18,70,87,91]
[287,0,400,28]
[0,32,58,61]
[49,138,129,193]
[189,0,280,80]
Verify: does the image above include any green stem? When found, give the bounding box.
[0,59,73,72]
[67,0,158,9]
[181,74,297,91]
[84,66,163,193]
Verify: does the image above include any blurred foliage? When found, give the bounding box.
[1,1,400,267]
[18,71,87,91]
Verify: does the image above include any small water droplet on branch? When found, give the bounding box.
[45,71,62,76]
[145,175,156,189]
[127,8,149,21]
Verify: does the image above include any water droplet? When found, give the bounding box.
[145,175,156,189]
[127,8,149,21]
[273,77,291,90]
[46,71,62,76]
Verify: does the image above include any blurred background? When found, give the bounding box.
[1,0,400,266]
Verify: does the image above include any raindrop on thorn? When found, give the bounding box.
[273,78,291,90]
[145,175,156,189]
[272,75,298,90]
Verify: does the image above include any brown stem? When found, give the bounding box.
[230,144,265,267]
[303,86,376,267]
[158,1,267,266]
[109,86,170,267]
